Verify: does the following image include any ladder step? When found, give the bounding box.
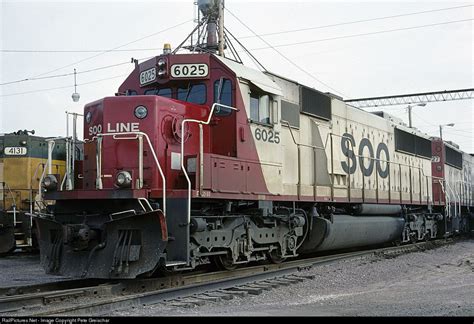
[166,261,187,267]
[15,240,26,245]
[14,232,25,236]
[15,244,31,248]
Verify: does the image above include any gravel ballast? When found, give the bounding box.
[113,239,474,316]
[1,240,472,316]
[0,254,69,288]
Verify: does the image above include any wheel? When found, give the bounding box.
[213,253,237,271]
[424,230,431,242]
[268,249,286,264]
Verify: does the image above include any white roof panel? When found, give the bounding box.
[215,56,283,96]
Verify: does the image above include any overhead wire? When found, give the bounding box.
[225,7,348,98]
[0,74,128,97]
[411,111,473,141]
[2,8,472,99]
[3,4,472,54]
[238,4,473,40]
[0,60,141,86]
[248,19,474,52]
[24,19,193,80]
[2,17,472,87]
[1,56,155,86]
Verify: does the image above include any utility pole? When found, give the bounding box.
[439,123,455,140]
[406,103,427,128]
[218,0,225,56]
[408,105,413,128]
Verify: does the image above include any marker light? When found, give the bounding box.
[86,111,92,123]
[115,171,132,188]
[134,106,148,119]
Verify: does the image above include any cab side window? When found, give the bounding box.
[249,90,270,124]
[214,79,233,116]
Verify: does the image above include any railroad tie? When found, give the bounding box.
[190,294,221,302]
[291,274,316,280]
[266,279,292,286]
[273,277,301,284]
[259,280,283,288]
[173,297,207,307]
[166,301,195,308]
[244,283,273,291]
[283,275,305,282]
[202,292,234,301]
[216,289,249,297]
[226,286,263,295]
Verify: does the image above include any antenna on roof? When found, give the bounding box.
[174,0,243,63]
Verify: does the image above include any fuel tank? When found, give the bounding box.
[300,215,405,253]
[351,204,402,216]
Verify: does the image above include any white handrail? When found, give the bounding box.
[3,183,17,225]
[445,181,458,219]
[96,131,167,216]
[39,139,56,197]
[439,180,449,212]
[181,103,238,226]
[454,180,469,214]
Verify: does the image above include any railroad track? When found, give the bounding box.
[0,238,454,316]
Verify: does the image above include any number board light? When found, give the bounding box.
[139,67,157,86]
[171,64,209,78]
[4,147,28,156]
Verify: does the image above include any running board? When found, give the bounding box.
[166,261,187,267]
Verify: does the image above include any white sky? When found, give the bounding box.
[1,0,473,152]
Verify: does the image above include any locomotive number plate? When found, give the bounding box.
[139,67,157,85]
[171,64,208,78]
[4,147,27,156]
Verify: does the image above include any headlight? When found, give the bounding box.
[115,171,132,188]
[42,175,58,191]
[157,58,167,78]
[86,111,92,123]
[157,58,166,67]
[134,105,147,119]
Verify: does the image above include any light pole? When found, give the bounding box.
[439,123,455,140]
[71,68,80,102]
[407,103,427,128]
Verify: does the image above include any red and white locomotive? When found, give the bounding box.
[35,0,473,278]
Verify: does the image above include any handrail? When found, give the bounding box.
[32,161,62,212]
[281,120,334,198]
[455,179,473,208]
[281,120,325,151]
[181,103,238,228]
[2,183,17,225]
[281,123,441,204]
[439,180,450,237]
[40,140,56,195]
[94,131,167,216]
[444,181,458,219]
